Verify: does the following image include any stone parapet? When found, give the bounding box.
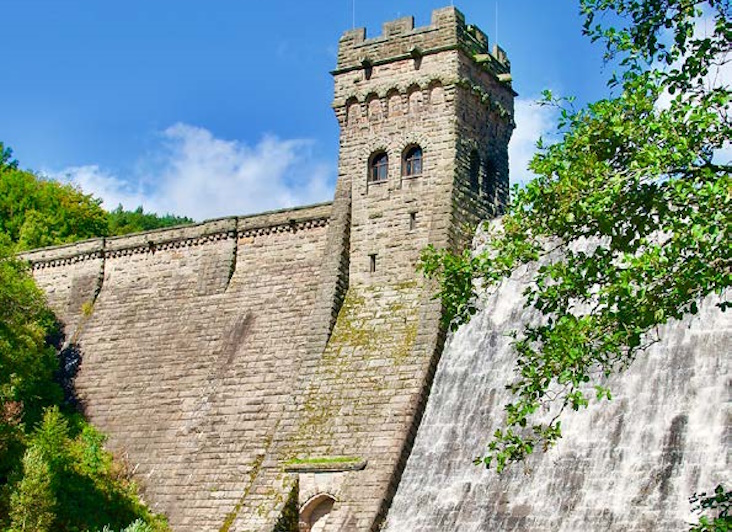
[20,238,105,269]
[21,202,332,269]
[335,7,509,76]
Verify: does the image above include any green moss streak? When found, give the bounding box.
[218,453,265,532]
[286,456,362,465]
[292,281,421,451]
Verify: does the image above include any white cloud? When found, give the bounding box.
[56,110,560,219]
[509,97,558,186]
[50,124,335,220]
[53,164,150,212]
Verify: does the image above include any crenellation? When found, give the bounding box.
[382,16,415,37]
[493,43,510,67]
[335,6,509,87]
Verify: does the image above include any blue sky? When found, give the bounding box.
[1,1,613,220]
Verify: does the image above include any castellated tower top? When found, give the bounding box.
[335,6,510,77]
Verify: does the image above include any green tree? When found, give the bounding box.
[0,235,62,475]
[0,143,18,172]
[0,165,108,250]
[8,446,55,532]
[422,0,729,472]
[107,205,193,236]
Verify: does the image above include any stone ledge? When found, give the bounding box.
[238,202,332,237]
[19,238,105,269]
[20,201,334,268]
[284,459,368,473]
[105,217,238,257]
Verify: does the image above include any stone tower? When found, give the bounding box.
[279,7,516,531]
[334,6,514,279]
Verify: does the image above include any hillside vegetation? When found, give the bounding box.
[0,143,176,531]
[0,143,193,251]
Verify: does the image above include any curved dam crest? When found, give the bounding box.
[384,230,731,531]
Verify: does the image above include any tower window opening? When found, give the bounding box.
[402,146,423,177]
[369,254,377,273]
[362,59,373,80]
[469,150,480,193]
[409,212,417,230]
[483,159,496,199]
[369,152,389,183]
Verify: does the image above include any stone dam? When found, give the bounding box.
[20,6,730,532]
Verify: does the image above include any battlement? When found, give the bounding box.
[335,6,509,75]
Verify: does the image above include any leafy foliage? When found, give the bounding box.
[5,408,167,532]
[0,235,61,478]
[0,149,170,530]
[100,520,157,532]
[0,162,108,251]
[421,0,730,473]
[689,485,732,532]
[0,143,18,172]
[8,446,55,532]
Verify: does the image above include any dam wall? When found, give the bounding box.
[24,204,339,530]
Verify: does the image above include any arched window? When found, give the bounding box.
[369,151,389,183]
[469,150,480,193]
[402,146,423,177]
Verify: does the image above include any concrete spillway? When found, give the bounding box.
[385,237,730,531]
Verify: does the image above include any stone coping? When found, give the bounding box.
[284,459,368,474]
[20,201,333,268]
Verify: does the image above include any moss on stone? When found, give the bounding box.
[392,321,418,365]
[290,281,421,453]
[285,456,362,466]
[81,299,95,317]
[218,452,265,532]
[272,480,299,532]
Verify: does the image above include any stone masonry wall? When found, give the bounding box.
[244,7,512,531]
[22,7,514,531]
[23,204,334,531]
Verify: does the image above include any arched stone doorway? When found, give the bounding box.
[299,493,335,532]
